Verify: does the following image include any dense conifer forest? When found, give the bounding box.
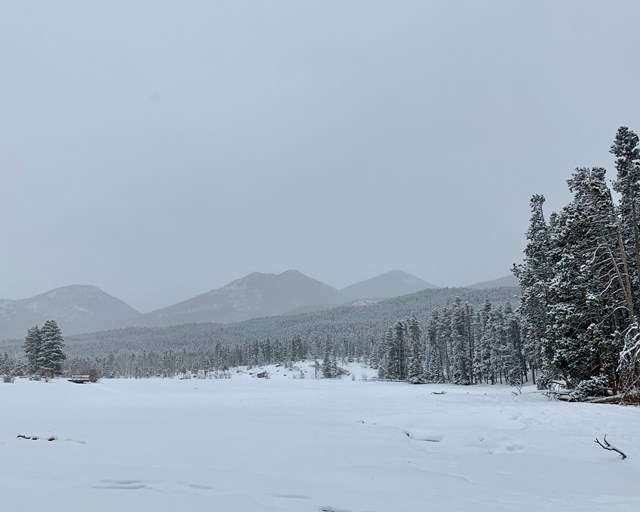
[1,286,518,380]
[513,127,640,401]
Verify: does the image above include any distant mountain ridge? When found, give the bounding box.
[131,270,338,327]
[2,271,514,339]
[132,269,437,327]
[47,285,522,359]
[467,275,519,289]
[337,270,437,303]
[0,285,140,340]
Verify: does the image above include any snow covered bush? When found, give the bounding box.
[570,375,610,401]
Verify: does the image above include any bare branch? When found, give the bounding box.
[594,434,627,459]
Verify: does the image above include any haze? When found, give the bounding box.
[2,0,640,312]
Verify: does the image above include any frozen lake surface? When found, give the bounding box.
[2,367,639,511]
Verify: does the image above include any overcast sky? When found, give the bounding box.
[2,1,640,312]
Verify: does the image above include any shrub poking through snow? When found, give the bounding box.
[571,375,610,401]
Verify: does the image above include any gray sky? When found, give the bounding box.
[2,0,640,312]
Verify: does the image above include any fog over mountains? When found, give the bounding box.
[337,270,437,303]
[466,275,519,289]
[0,285,140,340]
[0,270,513,340]
[133,270,338,328]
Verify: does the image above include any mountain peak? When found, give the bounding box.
[0,285,140,339]
[40,284,104,299]
[280,269,303,276]
[338,271,437,303]
[134,270,338,327]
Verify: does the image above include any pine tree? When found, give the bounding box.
[389,321,407,380]
[322,340,338,378]
[24,325,43,375]
[542,168,630,391]
[504,303,525,385]
[611,126,640,309]
[377,327,393,380]
[425,311,444,383]
[513,194,552,387]
[472,302,492,383]
[437,307,453,380]
[610,127,640,394]
[450,298,470,385]
[39,320,67,375]
[0,352,10,375]
[491,306,509,384]
[407,315,425,384]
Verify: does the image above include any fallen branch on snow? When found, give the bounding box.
[594,434,627,460]
[16,434,56,442]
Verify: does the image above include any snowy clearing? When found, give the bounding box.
[1,369,639,512]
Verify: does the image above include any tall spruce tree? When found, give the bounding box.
[503,303,524,386]
[472,301,493,384]
[383,321,405,380]
[610,127,640,393]
[321,340,338,378]
[377,327,393,380]
[513,194,552,387]
[407,315,425,384]
[611,126,640,309]
[24,325,43,375]
[39,320,67,375]
[450,298,471,384]
[425,310,445,383]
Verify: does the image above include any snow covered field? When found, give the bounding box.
[1,367,639,512]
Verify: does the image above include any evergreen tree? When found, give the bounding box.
[472,302,492,383]
[0,352,10,375]
[504,303,525,385]
[490,306,509,384]
[407,315,425,384]
[377,327,393,380]
[513,194,552,387]
[24,325,43,375]
[39,320,67,375]
[548,168,629,390]
[515,163,633,395]
[425,311,444,383]
[322,340,338,378]
[437,307,453,380]
[476,306,496,384]
[388,321,407,380]
[611,126,640,308]
[450,298,470,384]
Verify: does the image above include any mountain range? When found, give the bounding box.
[0,271,512,340]
[58,285,521,360]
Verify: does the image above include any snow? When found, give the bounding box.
[1,369,639,512]
[349,299,379,307]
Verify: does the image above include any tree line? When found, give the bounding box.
[514,127,640,400]
[371,299,525,386]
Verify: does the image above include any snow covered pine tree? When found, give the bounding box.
[38,320,67,376]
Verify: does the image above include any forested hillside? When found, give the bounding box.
[63,286,517,355]
[0,286,518,378]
